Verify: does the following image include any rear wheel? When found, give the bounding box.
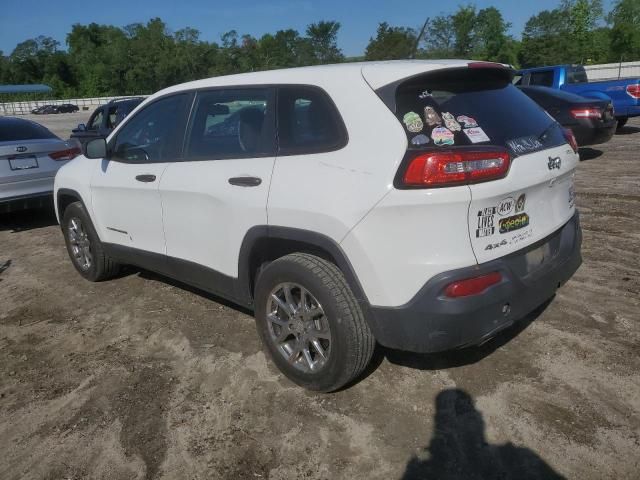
[254,253,375,392]
[62,201,120,281]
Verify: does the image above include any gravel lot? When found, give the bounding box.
[1,115,639,479]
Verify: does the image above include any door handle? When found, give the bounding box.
[228,176,262,187]
[135,174,156,183]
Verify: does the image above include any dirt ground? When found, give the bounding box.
[1,115,639,480]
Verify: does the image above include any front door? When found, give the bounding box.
[90,93,191,255]
[159,88,276,287]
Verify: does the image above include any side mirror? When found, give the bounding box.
[85,138,107,159]
[77,123,86,132]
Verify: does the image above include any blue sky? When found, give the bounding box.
[0,0,615,57]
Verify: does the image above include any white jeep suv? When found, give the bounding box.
[54,60,582,391]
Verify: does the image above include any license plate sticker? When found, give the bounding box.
[9,156,39,171]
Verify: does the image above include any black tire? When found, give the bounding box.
[617,117,628,130]
[254,253,375,392]
[61,201,120,281]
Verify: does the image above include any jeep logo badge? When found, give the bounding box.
[548,156,561,170]
[16,146,27,153]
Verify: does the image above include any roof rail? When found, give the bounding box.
[107,96,145,104]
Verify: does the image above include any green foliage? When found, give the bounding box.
[1,2,639,99]
[365,22,417,60]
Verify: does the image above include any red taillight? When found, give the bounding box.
[626,84,640,99]
[402,150,511,188]
[570,108,601,119]
[563,128,578,153]
[445,272,502,298]
[49,147,81,161]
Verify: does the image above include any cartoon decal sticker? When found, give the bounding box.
[463,127,490,144]
[424,106,442,127]
[515,194,526,213]
[497,197,515,216]
[457,115,478,128]
[442,112,461,131]
[499,213,530,234]
[411,134,430,146]
[506,136,544,156]
[403,112,424,133]
[476,207,496,238]
[432,127,455,146]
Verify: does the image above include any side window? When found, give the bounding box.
[106,105,118,129]
[112,94,189,163]
[87,110,103,131]
[277,86,347,154]
[185,88,274,160]
[529,70,554,87]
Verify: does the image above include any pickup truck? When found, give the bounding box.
[70,97,144,146]
[516,64,640,129]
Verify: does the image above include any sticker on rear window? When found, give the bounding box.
[515,194,526,213]
[457,115,478,128]
[464,127,490,144]
[411,134,430,146]
[442,112,461,131]
[403,112,424,133]
[432,127,454,146]
[424,107,442,127]
[506,136,544,155]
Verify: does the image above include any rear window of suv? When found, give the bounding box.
[390,68,566,157]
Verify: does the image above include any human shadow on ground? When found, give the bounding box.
[401,388,565,480]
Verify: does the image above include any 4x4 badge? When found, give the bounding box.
[548,156,561,170]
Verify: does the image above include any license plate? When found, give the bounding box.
[9,156,38,171]
[525,242,551,272]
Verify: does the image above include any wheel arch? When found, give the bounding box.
[56,188,86,223]
[238,226,372,313]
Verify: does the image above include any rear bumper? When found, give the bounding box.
[572,122,616,146]
[367,211,582,353]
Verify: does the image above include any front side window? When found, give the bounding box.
[185,89,274,160]
[87,110,103,131]
[112,94,188,163]
[277,86,347,154]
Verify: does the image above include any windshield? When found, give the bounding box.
[0,119,58,142]
[393,68,565,157]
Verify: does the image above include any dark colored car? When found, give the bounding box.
[31,104,59,115]
[70,97,145,145]
[58,103,79,113]
[519,86,616,146]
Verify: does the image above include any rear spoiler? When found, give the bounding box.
[374,63,515,113]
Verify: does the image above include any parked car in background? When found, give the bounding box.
[516,64,640,129]
[54,61,582,392]
[58,103,79,113]
[1,117,80,213]
[519,86,616,147]
[31,104,59,115]
[70,97,144,146]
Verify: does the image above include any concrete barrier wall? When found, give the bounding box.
[584,61,640,81]
[0,95,147,116]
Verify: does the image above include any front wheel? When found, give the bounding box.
[254,253,375,392]
[62,201,120,281]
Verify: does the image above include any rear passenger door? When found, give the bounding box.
[159,88,276,283]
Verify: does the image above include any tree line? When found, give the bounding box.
[0,0,638,99]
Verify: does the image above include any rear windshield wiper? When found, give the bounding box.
[537,121,558,143]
